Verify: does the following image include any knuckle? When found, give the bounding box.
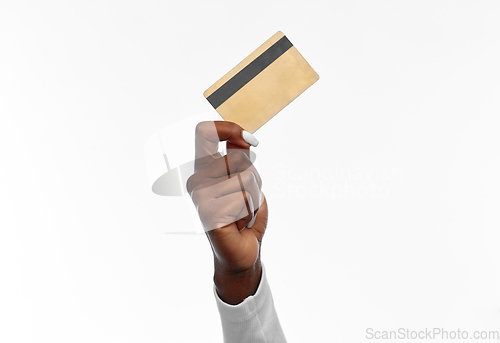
[197,200,213,219]
[239,170,257,189]
[186,174,198,195]
[195,121,209,135]
[227,149,248,167]
[191,187,204,204]
[195,121,217,140]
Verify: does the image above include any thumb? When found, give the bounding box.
[195,121,259,169]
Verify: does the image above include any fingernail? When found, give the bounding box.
[242,131,259,147]
[247,215,256,228]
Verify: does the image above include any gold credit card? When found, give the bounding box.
[203,31,319,133]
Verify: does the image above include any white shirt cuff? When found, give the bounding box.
[213,264,287,343]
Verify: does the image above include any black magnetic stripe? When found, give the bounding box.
[206,35,293,109]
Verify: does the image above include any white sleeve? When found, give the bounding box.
[214,264,287,343]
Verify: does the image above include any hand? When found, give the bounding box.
[186,121,267,304]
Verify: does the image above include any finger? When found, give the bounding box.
[194,121,258,170]
[187,165,263,201]
[201,148,260,180]
[217,170,260,202]
[235,188,255,231]
[189,153,262,190]
[241,192,267,240]
[186,148,262,195]
[198,191,254,232]
[191,169,261,215]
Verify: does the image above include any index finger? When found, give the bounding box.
[194,121,259,170]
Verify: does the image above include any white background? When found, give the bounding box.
[1,1,499,342]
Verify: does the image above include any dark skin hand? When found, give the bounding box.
[210,196,268,305]
[187,121,267,305]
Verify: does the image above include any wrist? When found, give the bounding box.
[213,259,262,305]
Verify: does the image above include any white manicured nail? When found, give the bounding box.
[242,131,259,147]
[247,215,256,228]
